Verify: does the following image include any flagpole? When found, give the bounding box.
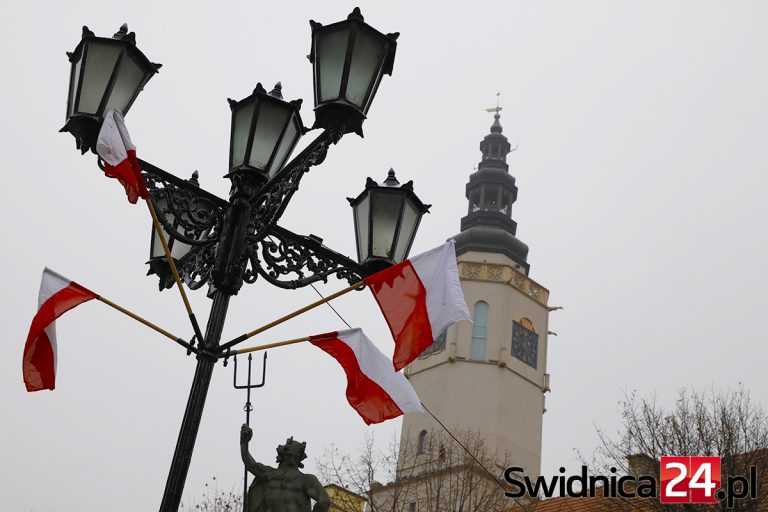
[145,197,205,343]
[219,281,364,351]
[95,296,196,352]
[229,336,311,356]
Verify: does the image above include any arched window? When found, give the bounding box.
[417,430,428,455]
[470,301,488,360]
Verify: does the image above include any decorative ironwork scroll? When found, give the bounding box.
[137,127,360,293]
[248,128,343,242]
[245,226,362,289]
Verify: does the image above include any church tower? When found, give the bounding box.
[398,110,552,480]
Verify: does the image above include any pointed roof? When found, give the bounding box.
[451,107,530,273]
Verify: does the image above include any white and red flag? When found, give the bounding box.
[364,240,471,371]
[310,328,423,425]
[23,268,97,392]
[95,109,148,204]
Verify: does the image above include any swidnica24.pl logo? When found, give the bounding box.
[504,456,757,508]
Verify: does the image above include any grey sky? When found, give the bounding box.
[2,1,767,510]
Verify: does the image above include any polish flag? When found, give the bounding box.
[23,268,97,392]
[95,109,149,204]
[364,240,471,371]
[310,329,423,425]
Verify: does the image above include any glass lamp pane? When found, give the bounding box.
[151,227,163,259]
[231,100,255,169]
[370,190,404,259]
[249,101,290,171]
[78,42,122,114]
[150,200,209,262]
[393,199,420,263]
[269,116,300,177]
[346,28,383,109]
[68,58,83,117]
[105,52,147,114]
[354,194,370,263]
[170,236,192,260]
[317,29,349,102]
[151,204,174,259]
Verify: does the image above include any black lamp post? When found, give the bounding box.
[61,9,427,512]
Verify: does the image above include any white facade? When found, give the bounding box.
[399,250,550,480]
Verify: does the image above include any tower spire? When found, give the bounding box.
[451,99,530,273]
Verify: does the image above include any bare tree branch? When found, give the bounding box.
[316,429,512,512]
[592,385,768,511]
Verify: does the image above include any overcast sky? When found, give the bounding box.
[2,1,768,511]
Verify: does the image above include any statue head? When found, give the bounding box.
[276,436,307,468]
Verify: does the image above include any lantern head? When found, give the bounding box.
[61,24,161,153]
[309,7,398,136]
[348,169,430,276]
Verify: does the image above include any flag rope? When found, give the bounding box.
[95,296,196,352]
[310,283,352,329]
[145,197,205,344]
[223,283,531,510]
[302,284,532,512]
[219,280,364,351]
[420,402,531,511]
[228,332,525,510]
[224,275,530,508]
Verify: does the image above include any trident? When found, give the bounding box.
[233,352,267,511]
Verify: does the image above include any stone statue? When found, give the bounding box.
[240,424,330,512]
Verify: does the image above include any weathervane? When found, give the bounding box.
[486,92,502,116]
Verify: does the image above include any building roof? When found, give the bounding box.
[519,495,653,512]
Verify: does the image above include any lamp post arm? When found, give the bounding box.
[248,127,344,242]
[139,158,229,208]
[140,158,228,247]
[244,224,364,290]
[135,158,229,292]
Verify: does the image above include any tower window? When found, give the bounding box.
[470,301,488,360]
[480,185,500,210]
[501,191,511,215]
[417,430,428,455]
[409,502,417,512]
[469,189,481,213]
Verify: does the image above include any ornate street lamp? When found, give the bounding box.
[61,24,161,153]
[228,83,304,183]
[310,7,398,136]
[60,11,424,512]
[349,169,430,275]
